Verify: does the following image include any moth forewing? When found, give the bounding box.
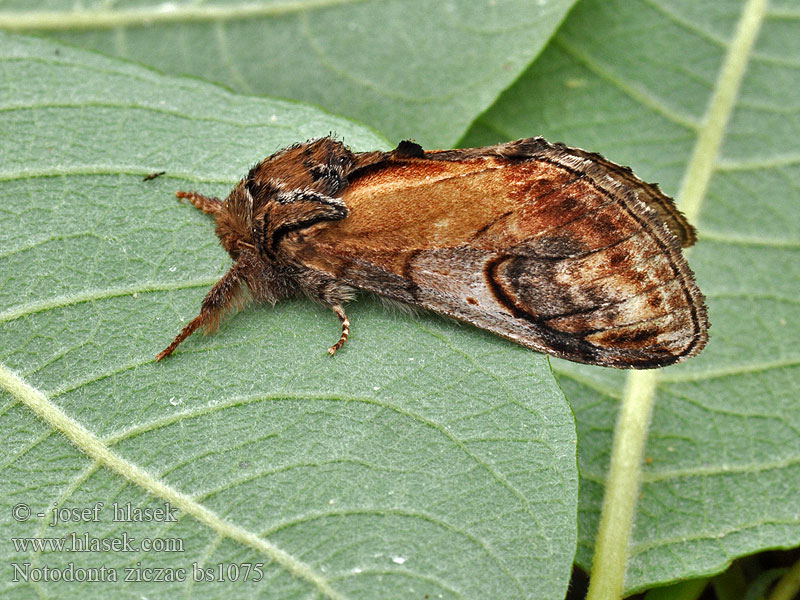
[157,136,708,368]
[298,140,707,368]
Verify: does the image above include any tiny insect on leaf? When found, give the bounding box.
[155,137,708,369]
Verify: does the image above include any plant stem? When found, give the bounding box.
[585,370,657,600]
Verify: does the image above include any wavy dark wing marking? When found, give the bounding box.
[297,139,707,367]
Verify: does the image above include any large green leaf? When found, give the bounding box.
[462,0,800,593]
[0,0,578,149]
[0,33,578,599]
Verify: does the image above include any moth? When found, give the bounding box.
[156,137,708,369]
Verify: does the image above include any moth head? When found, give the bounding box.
[214,180,255,259]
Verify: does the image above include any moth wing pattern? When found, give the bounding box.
[157,136,707,368]
[291,138,708,369]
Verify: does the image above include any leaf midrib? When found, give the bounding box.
[622,0,770,444]
[0,0,371,31]
[585,0,770,596]
[0,364,350,600]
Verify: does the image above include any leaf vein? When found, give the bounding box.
[552,36,700,131]
[0,0,372,31]
[0,363,349,600]
[0,279,218,324]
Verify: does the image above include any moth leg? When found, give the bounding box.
[156,260,247,361]
[175,190,223,215]
[327,304,350,356]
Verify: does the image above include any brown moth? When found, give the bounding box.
[156,137,708,369]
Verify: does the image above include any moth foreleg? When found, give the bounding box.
[327,304,350,356]
[175,190,223,215]
[156,260,248,361]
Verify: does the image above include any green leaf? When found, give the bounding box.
[462,0,800,594]
[0,0,578,148]
[0,33,578,599]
